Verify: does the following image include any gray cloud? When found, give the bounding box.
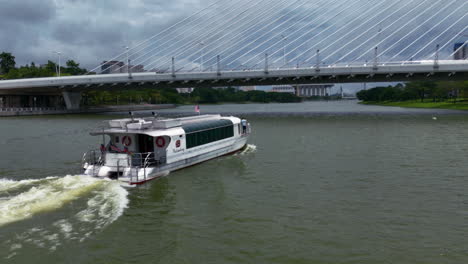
[0,0,56,23]
[0,0,203,69]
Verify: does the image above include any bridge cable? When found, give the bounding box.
[147,0,290,72]
[139,0,274,72]
[245,0,370,69]
[408,9,468,61]
[119,0,252,73]
[273,0,399,66]
[383,0,463,62]
[311,0,422,64]
[220,0,346,70]
[184,0,310,71]
[349,0,446,63]
[333,0,436,64]
[87,0,223,74]
[300,0,414,66]
[444,28,468,60]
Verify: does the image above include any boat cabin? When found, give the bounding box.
[90,115,247,170]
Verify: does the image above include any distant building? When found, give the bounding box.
[271,85,295,94]
[269,84,334,97]
[101,61,124,74]
[130,65,145,73]
[454,42,467,60]
[148,68,168,74]
[101,61,145,74]
[176,88,194,94]
[295,84,334,97]
[239,86,256,91]
[120,64,146,73]
[212,86,231,90]
[271,84,334,97]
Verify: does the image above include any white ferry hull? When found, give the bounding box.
[84,136,248,185]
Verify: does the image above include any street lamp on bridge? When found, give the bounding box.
[281,35,288,67]
[124,46,130,73]
[199,41,205,71]
[53,51,61,77]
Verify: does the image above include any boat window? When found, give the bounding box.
[183,120,234,149]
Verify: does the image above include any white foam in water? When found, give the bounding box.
[0,177,56,193]
[238,144,257,155]
[0,175,128,228]
[0,175,104,227]
[0,176,127,225]
[1,175,129,256]
[53,219,73,239]
[75,179,129,229]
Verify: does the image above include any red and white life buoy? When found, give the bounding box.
[155,136,165,148]
[122,136,132,146]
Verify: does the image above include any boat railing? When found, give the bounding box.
[247,123,252,134]
[82,150,104,166]
[82,150,166,182]
[82,150,105,176]
[128,152,166,168]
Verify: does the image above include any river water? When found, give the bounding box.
[1,101,468,263]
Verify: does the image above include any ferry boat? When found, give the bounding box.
[82,114,251,185]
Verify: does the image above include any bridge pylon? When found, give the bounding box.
[62,91,82,110]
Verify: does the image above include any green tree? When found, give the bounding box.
[406,82,427,102]
[64,60,87,75]
[44,60,58,75]
[357,81,468,103]
[192,87,219,103]
[5,64,54,79]
[0,52,16,74]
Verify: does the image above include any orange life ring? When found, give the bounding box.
[155,136,165,148]
[122,136,132,146]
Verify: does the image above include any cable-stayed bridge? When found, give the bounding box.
[0,0,467,110]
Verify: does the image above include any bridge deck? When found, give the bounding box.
[0,60,467,92]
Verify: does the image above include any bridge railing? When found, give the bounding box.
[162,59,444,73]
[0,107,66,112]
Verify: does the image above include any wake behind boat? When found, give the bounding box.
[82,114,251,185]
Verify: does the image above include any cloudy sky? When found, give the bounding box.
[0,0,208,69]
[0,0,466,88]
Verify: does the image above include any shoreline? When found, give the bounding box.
[361,100,468,111]
[0,104,176,117]
[4,100,468,118]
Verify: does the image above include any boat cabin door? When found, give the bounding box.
[138,134,155,154]
[154,136,170,165]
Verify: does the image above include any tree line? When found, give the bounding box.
[0,52,87,79]
[357,81,468,103]
[83,87,302,106]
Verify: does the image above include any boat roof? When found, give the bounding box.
[90,114,239,137]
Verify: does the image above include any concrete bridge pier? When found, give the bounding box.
[62,91,82,110]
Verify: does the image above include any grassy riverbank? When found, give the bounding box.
[362,100,468,111]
